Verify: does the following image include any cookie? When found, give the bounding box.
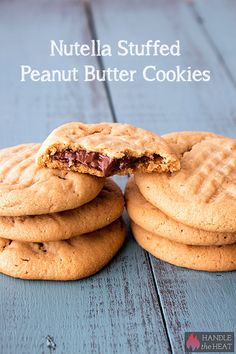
[135,132,236,232]
[37,122,180,177]
[0,144,104,216]
[125,177,236,245]
[132,222,236,272]
[0,219,126,280]
[0,179,124,242]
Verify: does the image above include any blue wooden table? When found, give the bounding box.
[0,1,236,353]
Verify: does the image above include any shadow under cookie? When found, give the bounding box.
[0,219,126,280]
[0,179,124,242]
[131,222,236,272]
[125,177,236,246]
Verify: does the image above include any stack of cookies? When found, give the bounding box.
[0,122,181,281]
[126,132,236,272]
[1,124,235,277]
[0,144,125,280]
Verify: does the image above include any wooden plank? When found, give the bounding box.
[0,241,170,354]
[0,0,113,148]
[91,0,236,352]
[91,0,236,138]
[0,1,170,354]
[151,259,236,350]
[192,0,236,84]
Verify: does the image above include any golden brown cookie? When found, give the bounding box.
[37,122,180,177]
[132,222,236,272]
[135,132,236,232]
[0,144,104,216]
[0,179,124,242]
[0,219,126,280]
[125,177,236,245]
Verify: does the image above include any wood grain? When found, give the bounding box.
[151,259,236,351]
[0,0,112,148]
[91,0,236,352]
[0,1,170,353]
[91,0,236,137]
[192,0,236,85]
[0,241,170,354]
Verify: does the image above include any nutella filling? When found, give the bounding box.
[52,149,162,176]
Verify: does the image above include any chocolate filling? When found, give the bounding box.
[52,149,162,176]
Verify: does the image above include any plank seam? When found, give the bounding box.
[85,1,174,351]
[83,0,118,123]
[189,2,236,90]
[85,1,176,351]
[147,253,173,354]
